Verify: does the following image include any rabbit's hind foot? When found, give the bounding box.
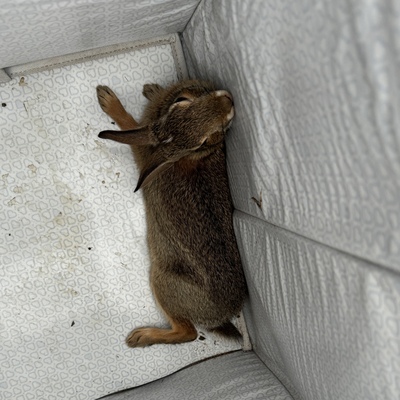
[125,319,197,348]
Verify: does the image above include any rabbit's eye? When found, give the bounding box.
[195,138,209,152]
[174,96,190,103]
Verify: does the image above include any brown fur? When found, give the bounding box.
[96,80,247,347]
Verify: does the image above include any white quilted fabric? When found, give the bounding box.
[234,212,400,400]
[182,0,400,399]
[0,39,240,400]
[183,0,400,272]
[0,0,200,68]
[105,351,294,400]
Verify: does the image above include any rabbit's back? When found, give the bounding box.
[144,148,247,326]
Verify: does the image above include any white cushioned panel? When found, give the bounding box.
[182,1,400,398]
[182,0,400,272]
[0,0,200,68]
[234,211,400,400]
[103,351,294,400]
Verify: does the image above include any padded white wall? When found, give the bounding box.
[183,1,400,399]
[0,0,200,68]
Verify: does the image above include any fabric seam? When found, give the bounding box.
[234,209,400,277]
[6,36,175,78]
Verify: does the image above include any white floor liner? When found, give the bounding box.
[0,36,240,400]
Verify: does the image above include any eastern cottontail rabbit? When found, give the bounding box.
[96,80,247,347]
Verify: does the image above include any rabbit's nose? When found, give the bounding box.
[214,90,234,119]
[215,90,234,105]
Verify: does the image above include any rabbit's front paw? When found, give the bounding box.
[96,85,120,115]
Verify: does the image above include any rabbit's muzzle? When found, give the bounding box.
[214,90,235,129]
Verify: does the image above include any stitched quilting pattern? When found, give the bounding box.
[183,1,400,399]
[0,0,200,68]
[182,0,400,272]
[106,351,294,400]
[234,212,400,400]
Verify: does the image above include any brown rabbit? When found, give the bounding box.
[96,80,247,347]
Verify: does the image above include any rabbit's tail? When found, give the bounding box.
[210,321,242,339]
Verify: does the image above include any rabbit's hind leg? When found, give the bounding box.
[96,85,139,130]
[125,317,197,348]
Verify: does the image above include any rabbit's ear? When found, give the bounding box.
[136,146,194,192]
[135,153,172,192]
[98,127,157,146]
[142,84,164,101]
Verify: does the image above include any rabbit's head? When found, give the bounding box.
[99,80,235,191]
